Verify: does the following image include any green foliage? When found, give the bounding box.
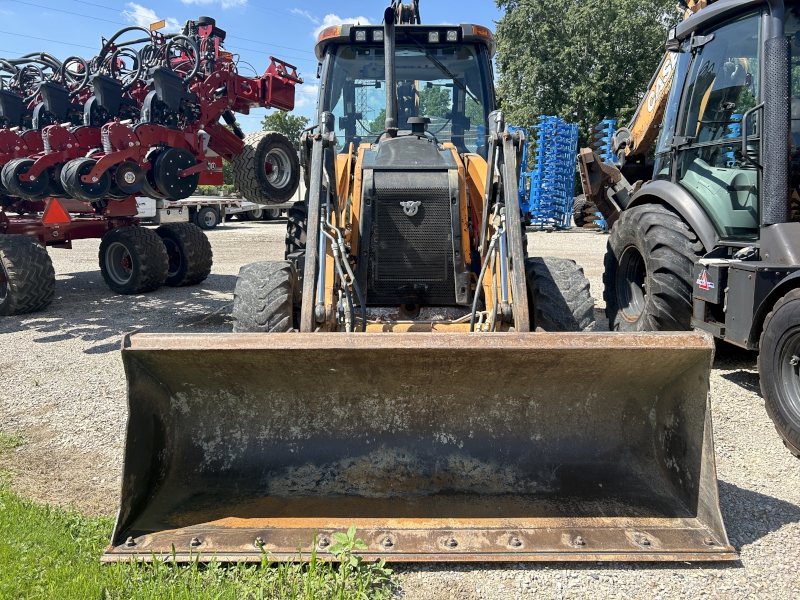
[419,85,451,119]
[495,0,681,145]
[368,108,387,134]
[0,479,394,599]
[261,111,311,150]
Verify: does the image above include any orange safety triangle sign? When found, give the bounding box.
[42,198,72,225]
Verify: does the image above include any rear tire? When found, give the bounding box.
[156,222,213,287]
[242,208,264,221]
[99,227,168,294]
[285,199,307,286]
[0,234,55,315]
[232,260,299,333]
[525,257,594,332]
[759,288,800,458]
[573,195,587,228]
[60,157,111,202]
[604,204,702,331]
[230,131,300,204]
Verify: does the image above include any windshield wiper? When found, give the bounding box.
[409,39,479,103]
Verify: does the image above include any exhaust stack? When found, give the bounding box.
[383,6,398,137]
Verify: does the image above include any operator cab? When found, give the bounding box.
[314,24,496,156]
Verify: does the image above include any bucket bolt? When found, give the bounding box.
[703,536,716,546]
[444,537,459,549]
[634,534,651,547]
[125,536,136,547]
[381,536,394,549]
[573,536,586,547]
[190,537,202,548]
[508,536,523,548]
[254,536,265,548]
[318,536,330,549]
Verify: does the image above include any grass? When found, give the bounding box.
[0,432,395,599]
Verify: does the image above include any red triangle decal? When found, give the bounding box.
[42,198,72,225]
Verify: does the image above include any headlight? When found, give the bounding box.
[428,31,440,44]
[355,30,367,42]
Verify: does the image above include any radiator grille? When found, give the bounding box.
[367,171,455,305]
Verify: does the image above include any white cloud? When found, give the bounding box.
[295,83,319,109]
[290,8,319,24]
[122,3,180,32]
[312,14,372,38]
[181,0,247,9]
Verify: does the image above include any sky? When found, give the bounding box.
[0,0,503,132]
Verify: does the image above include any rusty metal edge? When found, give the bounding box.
[122,331,715,352]
[101,549,739,563]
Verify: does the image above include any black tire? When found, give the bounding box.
[194,206,219,230]
[156,222,213,286]
[232,260,299,333]
[573,195,587,228]
[153,147,200,200]
[60,157,112,202]
[759,288,800,458]
[0,234,55,316]
[604,204,702,332]
[230,131,300,204]
[242,208,264,221]
[263,207,281,220]
[284,199,307,287]
[98,226,168,294]
[1,158,49,200]
[525,257,595,332]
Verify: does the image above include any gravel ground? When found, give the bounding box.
[1,223,799,599]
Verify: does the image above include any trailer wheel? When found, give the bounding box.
[759,288,800,458]
[604,204,701,331]
[525,257,594,332]
[263,208,281,220]
[99,227,168,294]
[242,207,264,221]
[284,200,306,286]
[230,131,299,204]
[156,222,213,287]
[60,157,112,202]
[0,234,55,316]
[194,206,219,230]
[232,260,299,333]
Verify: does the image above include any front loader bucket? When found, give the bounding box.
[104,332,736,562]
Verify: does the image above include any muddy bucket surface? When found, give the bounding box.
[104,331,736,562]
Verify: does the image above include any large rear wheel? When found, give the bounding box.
[284,199,307,287]
[604,204,702,331]
[525,256,595,332]
[232,260,299,333]
[0,234,55,316]
[759,288,800,458]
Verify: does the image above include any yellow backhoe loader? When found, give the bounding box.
[103,3,735,563]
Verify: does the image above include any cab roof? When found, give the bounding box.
[314,23,496,61]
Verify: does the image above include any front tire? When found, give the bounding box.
[604,204,702,331]
[0,234,55,315]
[232,260,299,333]
[285,199,307,287]
[156,222,213,286]
[525,257,595,331]
[99,227,168,294]
[759,288,800,457]
[230,131,300,204]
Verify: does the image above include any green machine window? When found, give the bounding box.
[675,11,761,241]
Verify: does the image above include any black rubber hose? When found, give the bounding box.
[164,35,200,83]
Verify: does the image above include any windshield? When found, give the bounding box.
[322,43,491,154]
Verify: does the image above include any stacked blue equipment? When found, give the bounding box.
[512,116,579,230]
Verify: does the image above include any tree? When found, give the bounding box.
[495,0,680,146]
[419,85,451,119]
[260,110,310,149]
